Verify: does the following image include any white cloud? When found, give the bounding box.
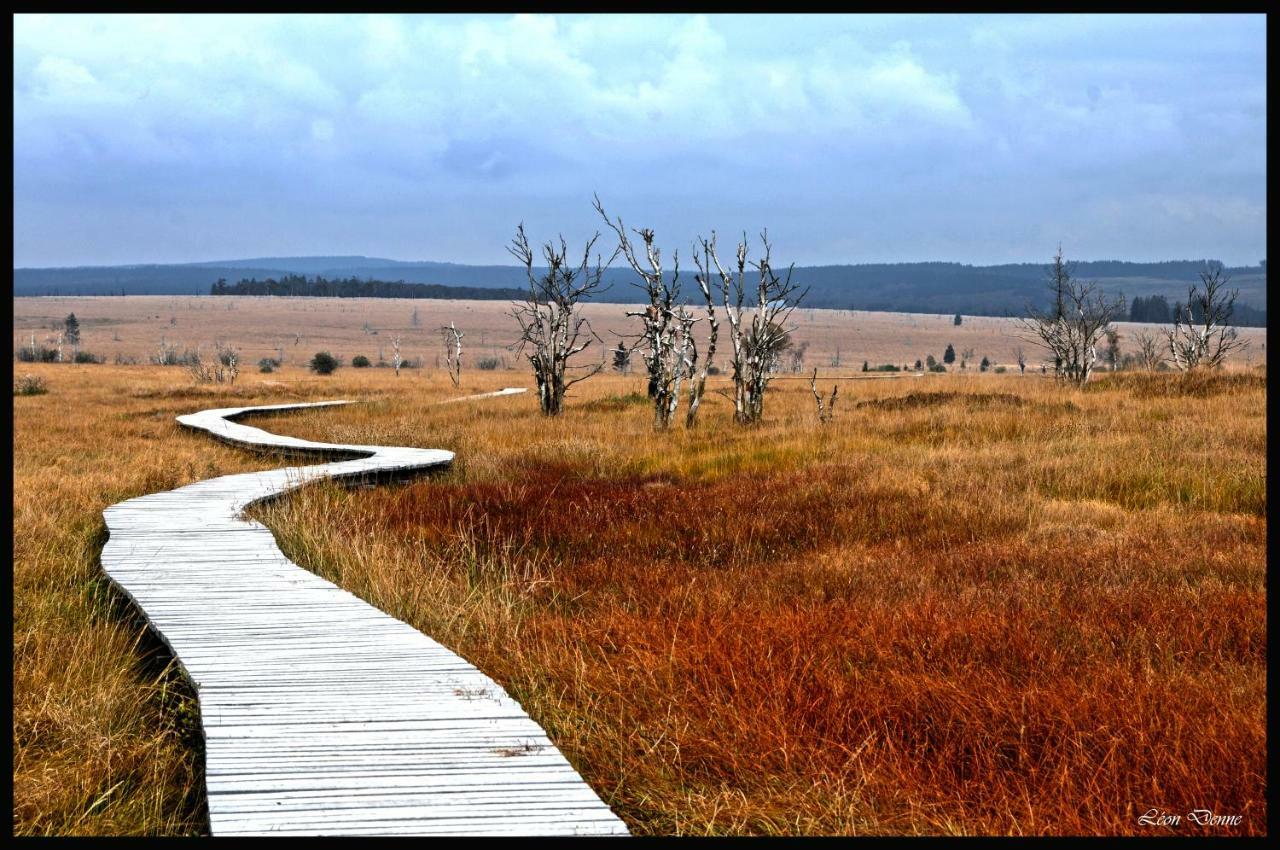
[10,13,1267,266]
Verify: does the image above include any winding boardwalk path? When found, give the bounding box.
[100,393,629,836]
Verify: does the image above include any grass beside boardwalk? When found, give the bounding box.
[12,363,1266,835]
[246,368,1266,836]
[10,364,467,834]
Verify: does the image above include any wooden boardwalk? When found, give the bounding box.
[100,393,629,836]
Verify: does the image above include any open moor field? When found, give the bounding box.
[11,357,1266,835]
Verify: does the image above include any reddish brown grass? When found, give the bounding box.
[244,369,1266,835]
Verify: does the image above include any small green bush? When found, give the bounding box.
[929,363,947,373]
[14,374,47,396]
[476,356,500,371]
[309,352,340,374]
[73,351,103,364]
[352,355,372,368]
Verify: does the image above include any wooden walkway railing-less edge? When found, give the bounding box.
[100,392,629,836]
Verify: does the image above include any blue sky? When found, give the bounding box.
[12,13,1267,268]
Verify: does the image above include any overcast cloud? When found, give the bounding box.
[12,13,1267,267]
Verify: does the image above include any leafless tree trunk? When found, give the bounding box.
[1013,345,1027,375]
[214,341,239,384]
[595,196,692,429]
[1166,267,1247,370]
[507,222,612,416]
[441,322,464,388]
[810,368,837,423]
[1020,248,1125,386]
[186,346,213,384]
[391,335,402,376]
[705,230,806,424]
[685,236,723,429]
[1132,330,1162,371]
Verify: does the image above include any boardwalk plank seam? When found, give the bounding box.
[100,390,628,836]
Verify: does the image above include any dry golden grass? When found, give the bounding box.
[11,352,1266,835]
[10,363,450,834]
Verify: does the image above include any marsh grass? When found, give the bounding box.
[245,368,1265,835]
[11,362,1266,834]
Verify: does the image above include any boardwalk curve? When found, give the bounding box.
[100,393,629,836]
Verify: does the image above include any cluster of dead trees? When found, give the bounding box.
[1021,247,1247,385]
[508,197,807,425]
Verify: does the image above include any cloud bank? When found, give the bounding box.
[13,13,1267,267]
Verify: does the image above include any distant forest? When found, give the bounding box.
[211,275,527,301]
[15,255,1266,324]
[1130,294,1266,327]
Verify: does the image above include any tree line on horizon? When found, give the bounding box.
[1129,294,1265,327]
[210,275,527,301]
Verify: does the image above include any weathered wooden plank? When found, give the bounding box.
[99,393,628,837]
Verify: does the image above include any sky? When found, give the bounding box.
[12,13,1267,268]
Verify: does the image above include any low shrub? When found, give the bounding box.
[73,351,104,364]
[16,346,59,363]
[476,356,501,371]
[352,355,372,368]
[309,351,339,374]
[13,374,47,396]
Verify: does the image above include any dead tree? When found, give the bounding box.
[810,368,838,423]
[391,335,402,376]
[705,230,806,424]
[1132,329,1162,371]
[507,222,611,416]
[214,341,239,384]
[1020,248,1125,386]
[1104,328,1121,371]
[685,236,723,429]
[595,196,691,429]
[440,322,464,387]
[1166,267,1247,370]
[1013,345,1027,375]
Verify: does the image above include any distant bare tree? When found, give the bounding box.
[595,196,692,429]
[185,348,214,383]
[1132,329,1162,372]
[705,230,806,424]
[507,222,612,416]
[391,335,402,376]
[1020,247,1125,386]
[1104,328,1122,371]
[1166,267,1247,370]
[214,340,239,384]
[411,306,421,328]
[152,336,179,366]
[440,322,464,387]
[810,368,837,424]
[1013,345,1027,375]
